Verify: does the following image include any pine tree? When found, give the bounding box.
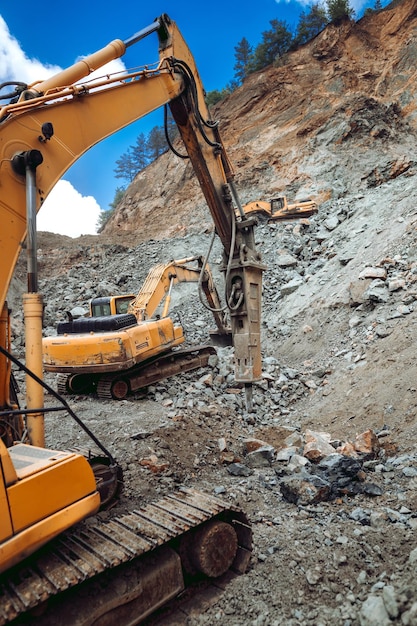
[146,126,167,161]
[114,148,137,184]
[250,19,293,71]
[234,37,253,85]
[206,85,235,107]
[326,0,355,24]
[109,187,125,209]
[97,187,125,232]
[295,4,328,46]
[131,132,149,171]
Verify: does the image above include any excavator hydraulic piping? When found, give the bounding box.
[22,150,43,293]
[230,179,246,220]
[16,150,46,444]
[0,406,68,417]
[123,14,172,50]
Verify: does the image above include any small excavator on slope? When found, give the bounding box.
[0,14,262,625]
[242,196,317,222]
[43,256,230,399]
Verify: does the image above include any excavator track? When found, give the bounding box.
[56,372,94,395]
[0,487,252,626]
[96,345,217,400]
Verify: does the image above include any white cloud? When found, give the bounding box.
[37,181,102,238]
[0,14,126,85]
[0,15,61,84]
[0,15,126,238]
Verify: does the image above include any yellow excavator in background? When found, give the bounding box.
[242,196,317,222]
[43,256,230,399]
[0,14,261,625]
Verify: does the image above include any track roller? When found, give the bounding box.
[97,376,130,400]
[179,519,238,578]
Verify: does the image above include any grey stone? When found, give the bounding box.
[359,595,391,626]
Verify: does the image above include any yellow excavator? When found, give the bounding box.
[0,14,263,625]
[242,196,317,221]
[43,256,230,399]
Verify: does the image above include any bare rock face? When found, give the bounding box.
[102,0,417,246]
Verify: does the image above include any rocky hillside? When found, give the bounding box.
[102,0,417,245]
[7,2,417,624]
[83,0,417,447]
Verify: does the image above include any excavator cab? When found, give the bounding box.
[270,197,286,212]
[90,294,136,317]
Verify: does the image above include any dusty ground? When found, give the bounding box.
[35,360,417,625]
[14,217,415,625]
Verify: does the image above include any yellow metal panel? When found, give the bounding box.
[8,443,73,480]
[0,492,100,574]
[43,318,184,373]
[0,440,18,486]
[43,330,134,369]
[8,454,98,533]
[0,478,13,542]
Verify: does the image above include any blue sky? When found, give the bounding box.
[1,0,379,236]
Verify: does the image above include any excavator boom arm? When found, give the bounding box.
[0,65,185,310]
[0,14,228,309]
[128,256,227,333]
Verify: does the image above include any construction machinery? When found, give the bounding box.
[43,256,230,399]
[0,14,261,625]
[89,293,136,317]
[242,195,317,222]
